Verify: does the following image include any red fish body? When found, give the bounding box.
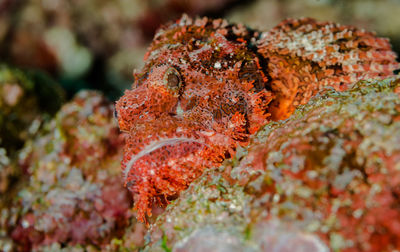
[115,15,399,222]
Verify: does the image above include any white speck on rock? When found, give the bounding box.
[22,220,30,228]
[214,62,222,69]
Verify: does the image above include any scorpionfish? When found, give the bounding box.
[116,15,399,223]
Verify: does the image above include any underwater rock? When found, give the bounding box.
[0,64,64,155]
[0,91,137,251]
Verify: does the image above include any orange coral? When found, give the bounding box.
[116,15,399,223]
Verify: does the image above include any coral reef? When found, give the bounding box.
[0,91,140,251]
[0,67,65,250]
[1,6,400,250]
[0,148,12,194]
[0,65,64,154]
[116,15,399,223]
[146,77,400,252]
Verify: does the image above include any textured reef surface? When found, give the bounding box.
[116,15,399,223]
[0,65,64,201]
[145,77,400,252]
[0,64,64,154]
[2,76,399,251]
[0,91,145,251]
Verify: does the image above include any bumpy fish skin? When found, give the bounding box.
[116,15,399,223]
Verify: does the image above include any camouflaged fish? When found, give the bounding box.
[115,15,399,222]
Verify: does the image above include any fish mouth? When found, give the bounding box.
[123,136,209,180]
[120,115,234,185]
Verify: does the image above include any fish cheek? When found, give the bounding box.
[182,98,197,111]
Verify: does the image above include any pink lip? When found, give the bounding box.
[123,137,209,180]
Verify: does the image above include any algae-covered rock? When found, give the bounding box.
[0,65,65,204]
[0,148,13,194]
[146,77,400,252]
[0,65,65,154]
[0,91,143,251]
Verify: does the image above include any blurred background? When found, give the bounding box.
[1,0,400,100]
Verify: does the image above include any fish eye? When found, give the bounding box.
[163,68,182,93]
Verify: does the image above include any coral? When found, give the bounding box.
[116,15,399,223]
[0,148,11,194]
[0,67,64,235]
[1,91,135,251]
[239,78,400,251]
[0,64,64,154]
[146,77,400,252]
